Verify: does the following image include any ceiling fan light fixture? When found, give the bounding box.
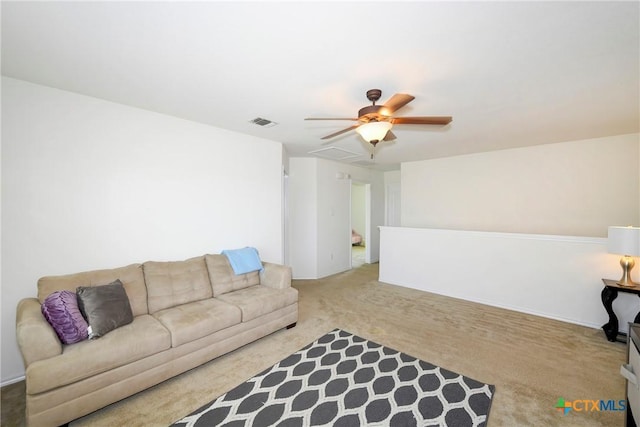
[356,121,393,144]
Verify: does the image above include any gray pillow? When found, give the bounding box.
[77,279,133,339]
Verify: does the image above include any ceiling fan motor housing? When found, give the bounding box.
[358,105,389,121]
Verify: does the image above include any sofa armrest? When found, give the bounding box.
[16,298,62,367]
[260,262,292,290]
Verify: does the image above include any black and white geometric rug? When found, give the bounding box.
[171,329,495,427]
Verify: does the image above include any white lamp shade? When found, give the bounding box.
[607,226,640,256]
[355,121,392,142]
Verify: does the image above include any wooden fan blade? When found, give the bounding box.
[382,94,415,113]
[391,116,452,125]
[383,130,397,141]
[320,124,360,140]
[305,117,359,121]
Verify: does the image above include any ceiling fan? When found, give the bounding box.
[305,89,452,149]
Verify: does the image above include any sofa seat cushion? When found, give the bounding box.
[26,314,171,395]
[152,298,242,348]
[215,285,298,322]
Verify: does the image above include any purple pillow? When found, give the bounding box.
[41,290,89,344]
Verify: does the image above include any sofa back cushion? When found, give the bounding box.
[144,256,212,314]
[205,254,260,296]
[37,264,148,317]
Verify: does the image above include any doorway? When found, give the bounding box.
[351,182,369,268]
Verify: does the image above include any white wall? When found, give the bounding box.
[384,170,401,227]
[379,227,638,331]
[380,133,639,336]
[288,158,318,279]
[282,150,291,266]
[289,157,385,279]
[1,78,284,383]
[402,134,640,236]
[384,170,401,186]
[317,162,352,277]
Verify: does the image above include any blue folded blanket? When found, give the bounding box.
[221,247,264,275]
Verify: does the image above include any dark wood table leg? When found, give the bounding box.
[601,286,619,342]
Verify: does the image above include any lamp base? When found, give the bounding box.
[617,255,638,287]
[616,279,638,287]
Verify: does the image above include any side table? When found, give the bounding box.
[621,323,639,426]
[601,278,640,342]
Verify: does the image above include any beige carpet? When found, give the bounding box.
[1,263,628,426]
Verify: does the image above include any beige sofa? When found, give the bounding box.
[16,254,297,427]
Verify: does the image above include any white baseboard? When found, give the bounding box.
[1,375,25,388]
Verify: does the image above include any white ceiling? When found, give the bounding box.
[2,1,638,171]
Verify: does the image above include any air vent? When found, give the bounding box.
[308,147,361,161]
[249,117,277,128]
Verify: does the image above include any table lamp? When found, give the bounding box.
[607,226,640,286]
